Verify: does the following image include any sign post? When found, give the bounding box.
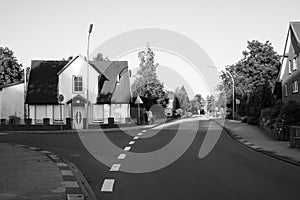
[134,95,143,125]
[58,94,64,131]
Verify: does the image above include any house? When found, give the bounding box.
[276,22,300,104]
[25,55,131,129]
[0,81,25,124]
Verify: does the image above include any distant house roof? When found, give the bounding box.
[25,57,130,104]
[290,21,300,43]
[277,21,300,82]
[25,60,68,104]
[89,61,131,104]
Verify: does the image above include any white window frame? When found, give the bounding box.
[293,58,298,71]
[73,75,83,93]
[289,60,292,74]
[285,83,288,97]
[292,80,298,93]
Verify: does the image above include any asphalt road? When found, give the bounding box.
[1,117,300,200]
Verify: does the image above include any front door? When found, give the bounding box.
[73,107,84,129]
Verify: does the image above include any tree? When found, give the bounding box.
[206,95,215,113]
[175,86,191,113]
[218,40,281,118]
[93,53,110,61]
[131,44,167,109]
[0,47,24,87]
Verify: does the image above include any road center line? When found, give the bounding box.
[124,146,131,151]
[142,130,146,133]
[133,136,139,140]
[101,179,115,192]
[110,164,121,172]
[129,141,135,145]
[137,133,143,136]
[117,154,126,159]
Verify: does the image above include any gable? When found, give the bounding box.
[90,61,131,103]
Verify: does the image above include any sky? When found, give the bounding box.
[1,0,300,97]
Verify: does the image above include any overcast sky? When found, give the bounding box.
[1,0,299,97]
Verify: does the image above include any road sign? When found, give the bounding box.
[135,95,143,104]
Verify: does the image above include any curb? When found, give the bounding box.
[212,120,300,167]
[10,143,94,200]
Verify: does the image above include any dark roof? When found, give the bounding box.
[290,22,300,43]
[25,60,68,104]
[89,61,131,104]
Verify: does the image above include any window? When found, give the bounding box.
[73,76,83,92]
[92,104,104,123]
[293,58,298,71]
[292,80,298,93]
[285,83,288,97]
[289,60,292,73]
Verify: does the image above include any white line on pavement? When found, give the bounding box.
[137,133,143,136]
[129,141,135,145]
[133,136,139,140]
[124,146,131,151]
[142,130,146,133]
[110,164,121,172]
[117,154,126,159]
[101,179,115,192]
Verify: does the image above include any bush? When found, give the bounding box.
[277,100,300,125]
[241,116,248,123]
[247,116,259,125]
[271,99,284,120]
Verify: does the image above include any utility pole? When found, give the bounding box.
[226,71,235,120]
[86,24,93,129]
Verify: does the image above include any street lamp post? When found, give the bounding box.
[226,71,235,120]
[86,24,93,129]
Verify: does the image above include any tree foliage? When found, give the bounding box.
[93,53,110,61]
[131,44,167,108]
[0,47,24,87]
[217,40,281,118]
[206,95,215,113]
[175,86,191,112]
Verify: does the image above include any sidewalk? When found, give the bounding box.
[214,119,300,165]
[0,143,65,200]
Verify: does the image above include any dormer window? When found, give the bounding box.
[73,76,83,93]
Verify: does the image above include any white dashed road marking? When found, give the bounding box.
[117,154,126,159]
[0,133,9,135]
[133,136,139,140]
[124,146,131,151]
[137,133,143,136]
[129,141,135,145]
[101,179,115,192]
[142,130,146,133]
[110,164,121,172]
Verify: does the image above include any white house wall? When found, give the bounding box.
[58,57,99,124]
[0,83,24,120]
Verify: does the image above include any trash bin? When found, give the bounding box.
[108,117,114,127]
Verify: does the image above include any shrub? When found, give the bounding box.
[261,107,272,122]
[247,116,259,125]
[241,116,248,123]
[277,100,300,125]
[271,99,284,120]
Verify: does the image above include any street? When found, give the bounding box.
[1,117,300,200]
